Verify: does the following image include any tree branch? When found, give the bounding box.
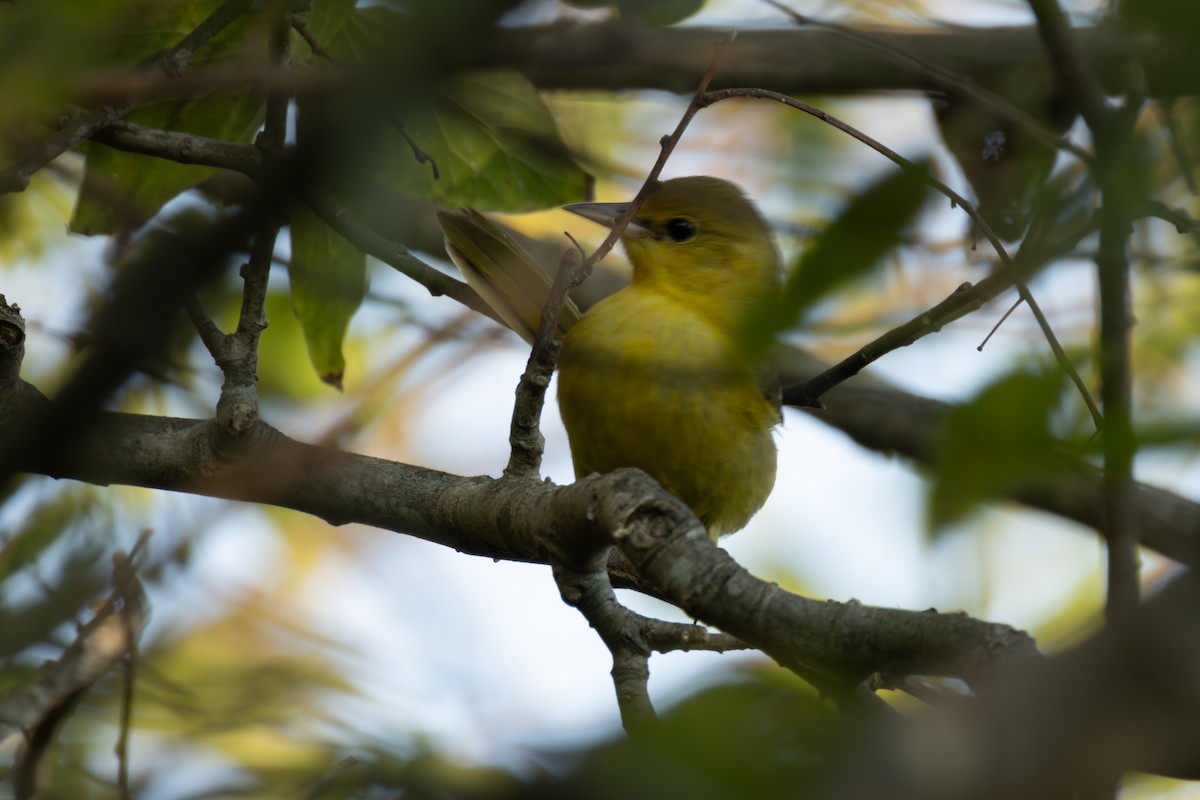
[824,573,1200,798]
[0,375,1037,693]
[487,24,1186,99]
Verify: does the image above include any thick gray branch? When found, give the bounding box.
[0,379,1034,688]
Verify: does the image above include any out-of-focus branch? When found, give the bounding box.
[822,573,1200,798]
[487,24,1187,98]
[0,534,149,733]
[0,0,261,195]
[1028,0,1142,622]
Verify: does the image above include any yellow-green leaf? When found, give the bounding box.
[289,203,367,389]
[389,67,589,211]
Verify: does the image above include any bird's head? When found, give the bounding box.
[566,176,780,331]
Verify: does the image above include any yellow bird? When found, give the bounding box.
[559,177,781,539]
[439,176,782,539]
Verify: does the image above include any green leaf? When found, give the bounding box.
[289,203,367,389]
[297,0,359,50]
[311,6,588,210]
[928,368,1067,530]
[389,67,589,211]
[740,163,928,358]
[561,0,706,25]
[569,678,831,800]
[69,0,266,234]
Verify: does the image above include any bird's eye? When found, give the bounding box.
[664,218,696,242]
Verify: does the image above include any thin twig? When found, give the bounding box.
[189,1,289,436]
[505,33,738,477]
[184,296,228,358]
[90,120,264,177]
[977,297,1024,352]
[505,242,584,478]
[1139,198,1200,237]
[394,117,441,180]
[577,31,739,283]
[292,17,342,65]
[785,216,1098,407]
[553,564,656,731]
[115,649,136,800]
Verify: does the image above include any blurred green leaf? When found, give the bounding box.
[561,0,706,25]
[562,679,832,800]
[310,6,588,210]
[298,0,360,51]
[929,368,1067,530]
[69,0,266,234]
[1120,0,1200,94]
[741,163,928,358]
[289,203,367,389]
[389,67,590,211]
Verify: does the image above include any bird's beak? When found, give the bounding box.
[564,201,651,238]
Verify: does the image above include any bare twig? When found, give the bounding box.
[552,561,749,732]
[977,297,1024,352]
[185,1,290,436]
[1140,198,1200,236]
[553,564,656,731]
[394,117,441,180]
[292,16,342,65]
[115,650,136,800]
[184,296,229,357]
[507,33,737,478]
[578,31,738,282]
[784,216,1097,407]
[505,242,584,478]
[90,120,264,177]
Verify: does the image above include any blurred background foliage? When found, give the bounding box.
[0,0,1198,797]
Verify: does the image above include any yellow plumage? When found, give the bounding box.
[558,177,781,538]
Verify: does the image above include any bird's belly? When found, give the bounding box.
[558,312,777,537]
